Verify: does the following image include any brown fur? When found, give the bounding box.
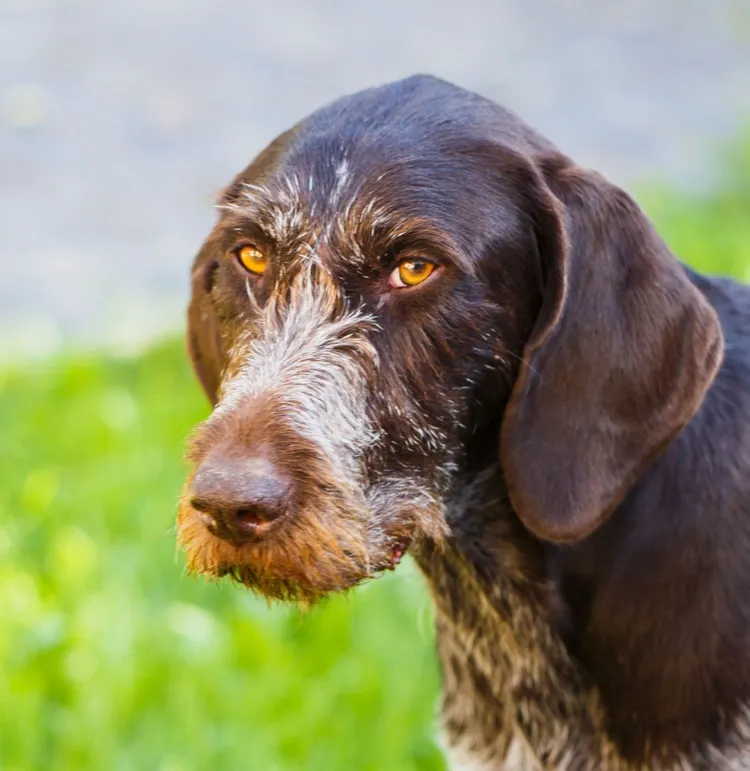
[176,75,750,768]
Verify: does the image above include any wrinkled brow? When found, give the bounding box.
[217,175,475,276]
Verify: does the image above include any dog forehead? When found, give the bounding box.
[294,74,553,153]
[235,154,413,261]
[230,136,462,274]
[218,75,557,276]
[221,74,557,212]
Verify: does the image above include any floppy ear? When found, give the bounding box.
[186,241,225,405]
[500,155,723,543]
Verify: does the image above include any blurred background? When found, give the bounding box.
[1,1,749,769]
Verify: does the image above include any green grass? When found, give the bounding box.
[1,137,749,770]
[0,344,444,771]
[638,131,750,282]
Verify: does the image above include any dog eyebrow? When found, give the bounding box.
[380,217,474,276]
[217,174,475,277]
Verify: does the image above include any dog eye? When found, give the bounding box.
[235,245,267,275]
[389,258,436,288]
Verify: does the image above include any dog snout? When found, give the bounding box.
[189,454,293,542]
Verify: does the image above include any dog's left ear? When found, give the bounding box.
[187,239,225,406]
[500,155,723,543]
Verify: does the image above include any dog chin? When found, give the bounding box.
[214,563,365,604]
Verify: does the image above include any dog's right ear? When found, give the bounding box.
[187,239,225,406]
[500,153,722,543]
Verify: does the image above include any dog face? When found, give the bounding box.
[178,75,722,602]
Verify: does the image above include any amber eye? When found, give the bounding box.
[236,244,267,275]
[389,258,436,288]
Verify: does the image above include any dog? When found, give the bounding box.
[177,75,750,769]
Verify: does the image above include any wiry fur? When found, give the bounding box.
[179,262,447,602]
[423,471,750,770]
[179,75,750,768]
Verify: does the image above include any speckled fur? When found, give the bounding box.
[419,470,750,770]
[181,75,750,769]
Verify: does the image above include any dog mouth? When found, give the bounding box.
[177,491,424,602]
[205,528,412,585]
[213,535,412,580]
[386,539,411,570]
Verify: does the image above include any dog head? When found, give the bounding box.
[178,75,722,602]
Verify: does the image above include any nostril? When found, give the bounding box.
[234,507,276,531]
[189,497,210,514]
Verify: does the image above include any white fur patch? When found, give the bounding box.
[218,268,379,485]
[219,168,396,270]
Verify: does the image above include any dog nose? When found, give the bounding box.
[189,455,292,541]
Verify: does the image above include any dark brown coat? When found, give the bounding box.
[178,75,750,769]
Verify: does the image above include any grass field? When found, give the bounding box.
[2,140,749,770]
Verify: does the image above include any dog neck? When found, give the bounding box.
[412,452,750,770]
[412,466,620,769]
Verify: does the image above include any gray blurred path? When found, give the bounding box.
[1,0,749,358]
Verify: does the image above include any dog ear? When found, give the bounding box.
[500,155,723,543]
[187,240,225,405]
